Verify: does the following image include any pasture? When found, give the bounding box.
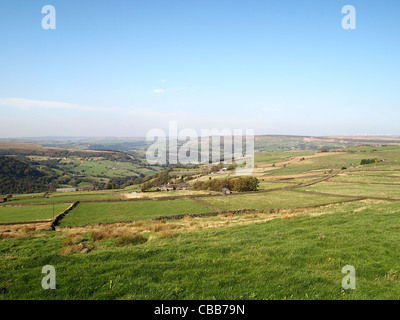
[0,203,71,224]
[60,200,214,227]
[1,200,400,299]
[196,191,353,211]
[2,145,400,299]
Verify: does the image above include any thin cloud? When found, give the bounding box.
[153,89,166,94]
[0,98,114,112]
[153,87,186,94]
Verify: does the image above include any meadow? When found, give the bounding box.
[1,200,400,299]
[300,182,400,199]
[0,203,72,224]
[196,191,353,211]
[0,193,125,205]
[60,200,214,227]
[1,144,400,300]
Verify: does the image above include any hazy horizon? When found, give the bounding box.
[0,133,399,141]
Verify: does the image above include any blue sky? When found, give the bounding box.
[0,0,399,137]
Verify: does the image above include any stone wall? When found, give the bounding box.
[50,201,79,230]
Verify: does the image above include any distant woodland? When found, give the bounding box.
[0,156,58,194]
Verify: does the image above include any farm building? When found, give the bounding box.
[158,184,190,191]
[56,188,76,193]
[78,186,98,192]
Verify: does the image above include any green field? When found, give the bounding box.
[60,200,214,227]
[1,200,400,299]
[254,151,315,164]
[331,173,400,185]
[59,158,157,178]
[299,182,400,199]
[0,203,71,224]
[1,192,125,205]
[2,144,400,300]
[197,190,352,211]
[257,180,298,190]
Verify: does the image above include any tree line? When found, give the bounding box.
[192,176,259,192]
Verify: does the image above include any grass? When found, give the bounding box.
[2,145,400,299]
[60,200,214,227]
[332,174,400,185]
[257,180,297,190]
[0,203,71,223]
[196,190,353,211]
[1,200,400,299]
[299,182,400,199]
[2,193,125,205]
[254,151,315,164]
[59,158,161,178]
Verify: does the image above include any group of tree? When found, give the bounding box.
[0,156,59,194]
[192,176,259,192]
[360,158,379,165]
[140,169,172,192]
[105,182,120,189]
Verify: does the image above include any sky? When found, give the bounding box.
[0,0,399,138]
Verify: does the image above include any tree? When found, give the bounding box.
[105,182,119,190]
[233,177,259,192]
[192,176,259,192]
[141,182,152,192]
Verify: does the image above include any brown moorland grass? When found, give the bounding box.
[55,199,383,254]
[0,224,44,240]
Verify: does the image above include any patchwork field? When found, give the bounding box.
[0,203,71,224]
[0,193,125,205]
[196,191,353,211]
[1,200,400,299]
[331,173,400,184]
[60,200,214,227]
[300,182,400,199]
[2,144,400,300]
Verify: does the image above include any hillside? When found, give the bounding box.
[0,142,165,193]
[1,144,400,299]
[0,156,58,194]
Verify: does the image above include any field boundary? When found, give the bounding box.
[187,198,223,212]
[296,173,339,187]
[0,219,52,226]
[50,202,79,230]
[0,201,76,207]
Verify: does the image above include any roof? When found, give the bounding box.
[159,184,190,188]
[56,188,76,192]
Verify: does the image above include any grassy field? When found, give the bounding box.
[299,182,400,199]
[59,158,157,178]
[331,173,400,184]
[2,144,400,300]
[0,203,71,223]
[1,194,125,205]
[197,190,353,211]
[257,181,297,190]
[60,200,214,227]
[1,200,400,299]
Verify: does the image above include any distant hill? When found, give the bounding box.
[0,156,58,194]
[0,142,132,160]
